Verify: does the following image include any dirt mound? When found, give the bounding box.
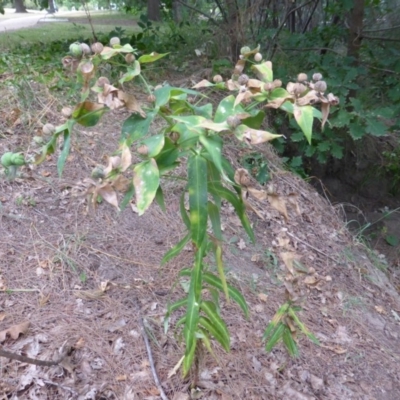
[1,90,400,399]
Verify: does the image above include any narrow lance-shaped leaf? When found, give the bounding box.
[215,245,229,302]
[161,233,191,265]
[200,300,230,351]
[188,153,208,248]
[57,129,71,177]
[183,246,204,376]
[208,201,222,241]
[265,322,285,351]
[282,326,299,357]
[198,316,229,352]
[199,134,223,173]
[133,159,160,215]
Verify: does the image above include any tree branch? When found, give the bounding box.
[360,35,400,42]
[175,0,219,26]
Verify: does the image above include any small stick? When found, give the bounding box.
[0,348,66,367]
[286,231,342,265]
[129,298,169,400]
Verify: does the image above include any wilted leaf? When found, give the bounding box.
[104,156,121,176]
[72,102,107,127]
[117,91,145,116]
[248,187,267,201]
[235,125,282,144]
[280,252,299,275]
[0,321,30,342]
[120,144,132,172]
[321,102,330,129]
[267,193,288,221]
[192,79,215,89]
[234,168,252,187]
[97,184,120,210]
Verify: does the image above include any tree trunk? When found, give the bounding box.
[225,0,243,61]
[172,0,181,23]
[49,0,56,13]
[347,0,365,99]
[14,0,27,13]
[148,0,161,21]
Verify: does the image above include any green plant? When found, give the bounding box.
[35,43,338,376]
[264,300,319,356]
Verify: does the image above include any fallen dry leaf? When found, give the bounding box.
[237,238,247,250]
[258,293,268,302]
[374,305,387,315]
[280,252,300,275]
[268,193,288,221]
[0,321,30,342]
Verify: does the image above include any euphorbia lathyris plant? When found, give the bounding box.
[35,41,338,375]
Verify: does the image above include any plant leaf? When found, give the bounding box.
[161,233,191,265]
[208,201,222,240]
[138,52,169,63]
[215,245,229,301]
[282,326,299,357]
[202,272,249,318]
[188,153,208,248]
[293,105,314,144]
[214,95,245,123]
[198,316,229,351]
[133,159,160,215]
[200,300,230,351]
[72,101,107,127]
[199,134,223,173]
[252,61,273,82]
[57,129,71,177]
[265,322,285,351]
[121,111,156,143]
[139,134,165,157]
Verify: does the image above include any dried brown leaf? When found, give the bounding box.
[248,187,267,201]
[280,252,299,275]
[321,102,330,129]
[118,91,146,116]
[120,145,132,172]
[296,90,320,106]
[287,193,301,216]
[0,321,30,342]
[234,168,252,187]
[267,193,288,221]
[97,184,120,210]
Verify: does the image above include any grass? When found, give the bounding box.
[0,12,140,49]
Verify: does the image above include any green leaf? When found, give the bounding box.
[100,43,135,60]
[171,115,206,134]
[282,326,299,357]
[72,102,107,127]
[133,159,160,215]
[120,182,135,210]
[198,316,229,352]
[189,103,213,119]
[180,192,191,229]
[119,61,141,84]
[208,201,222,240]
[154,86,200,108]
[215,245,229,301]
[161,233,191,265]
[281,102,322,119]
[174,123,201,149]
[317,141,330,152]
[155,185,166,211]
[188,154,208,248]
[202,272,249,318]
[139,134,165,157]
[197,327,216,358]
[242,110,265,129]
[252,61,273,82]
[293,105,314,144]
[57,129,71,177]
[166,297,187,317]
[365,117,387,137]
[214,95,245,123]
[349,122,365,140]
[200,301,230,351]
[265,322,285,351]
[183,247,204,375]
[208,183,254,242]
[331,142,344,159]
[183,336,197,376]
[138,52,169,63]
[199,134,223,173]
[121,111,156,143]
[155,137,179,173]
[386,235,399,246]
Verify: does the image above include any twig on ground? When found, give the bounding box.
[286,231,342,265]
[0,348,67,367]
[129,298,169,400]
